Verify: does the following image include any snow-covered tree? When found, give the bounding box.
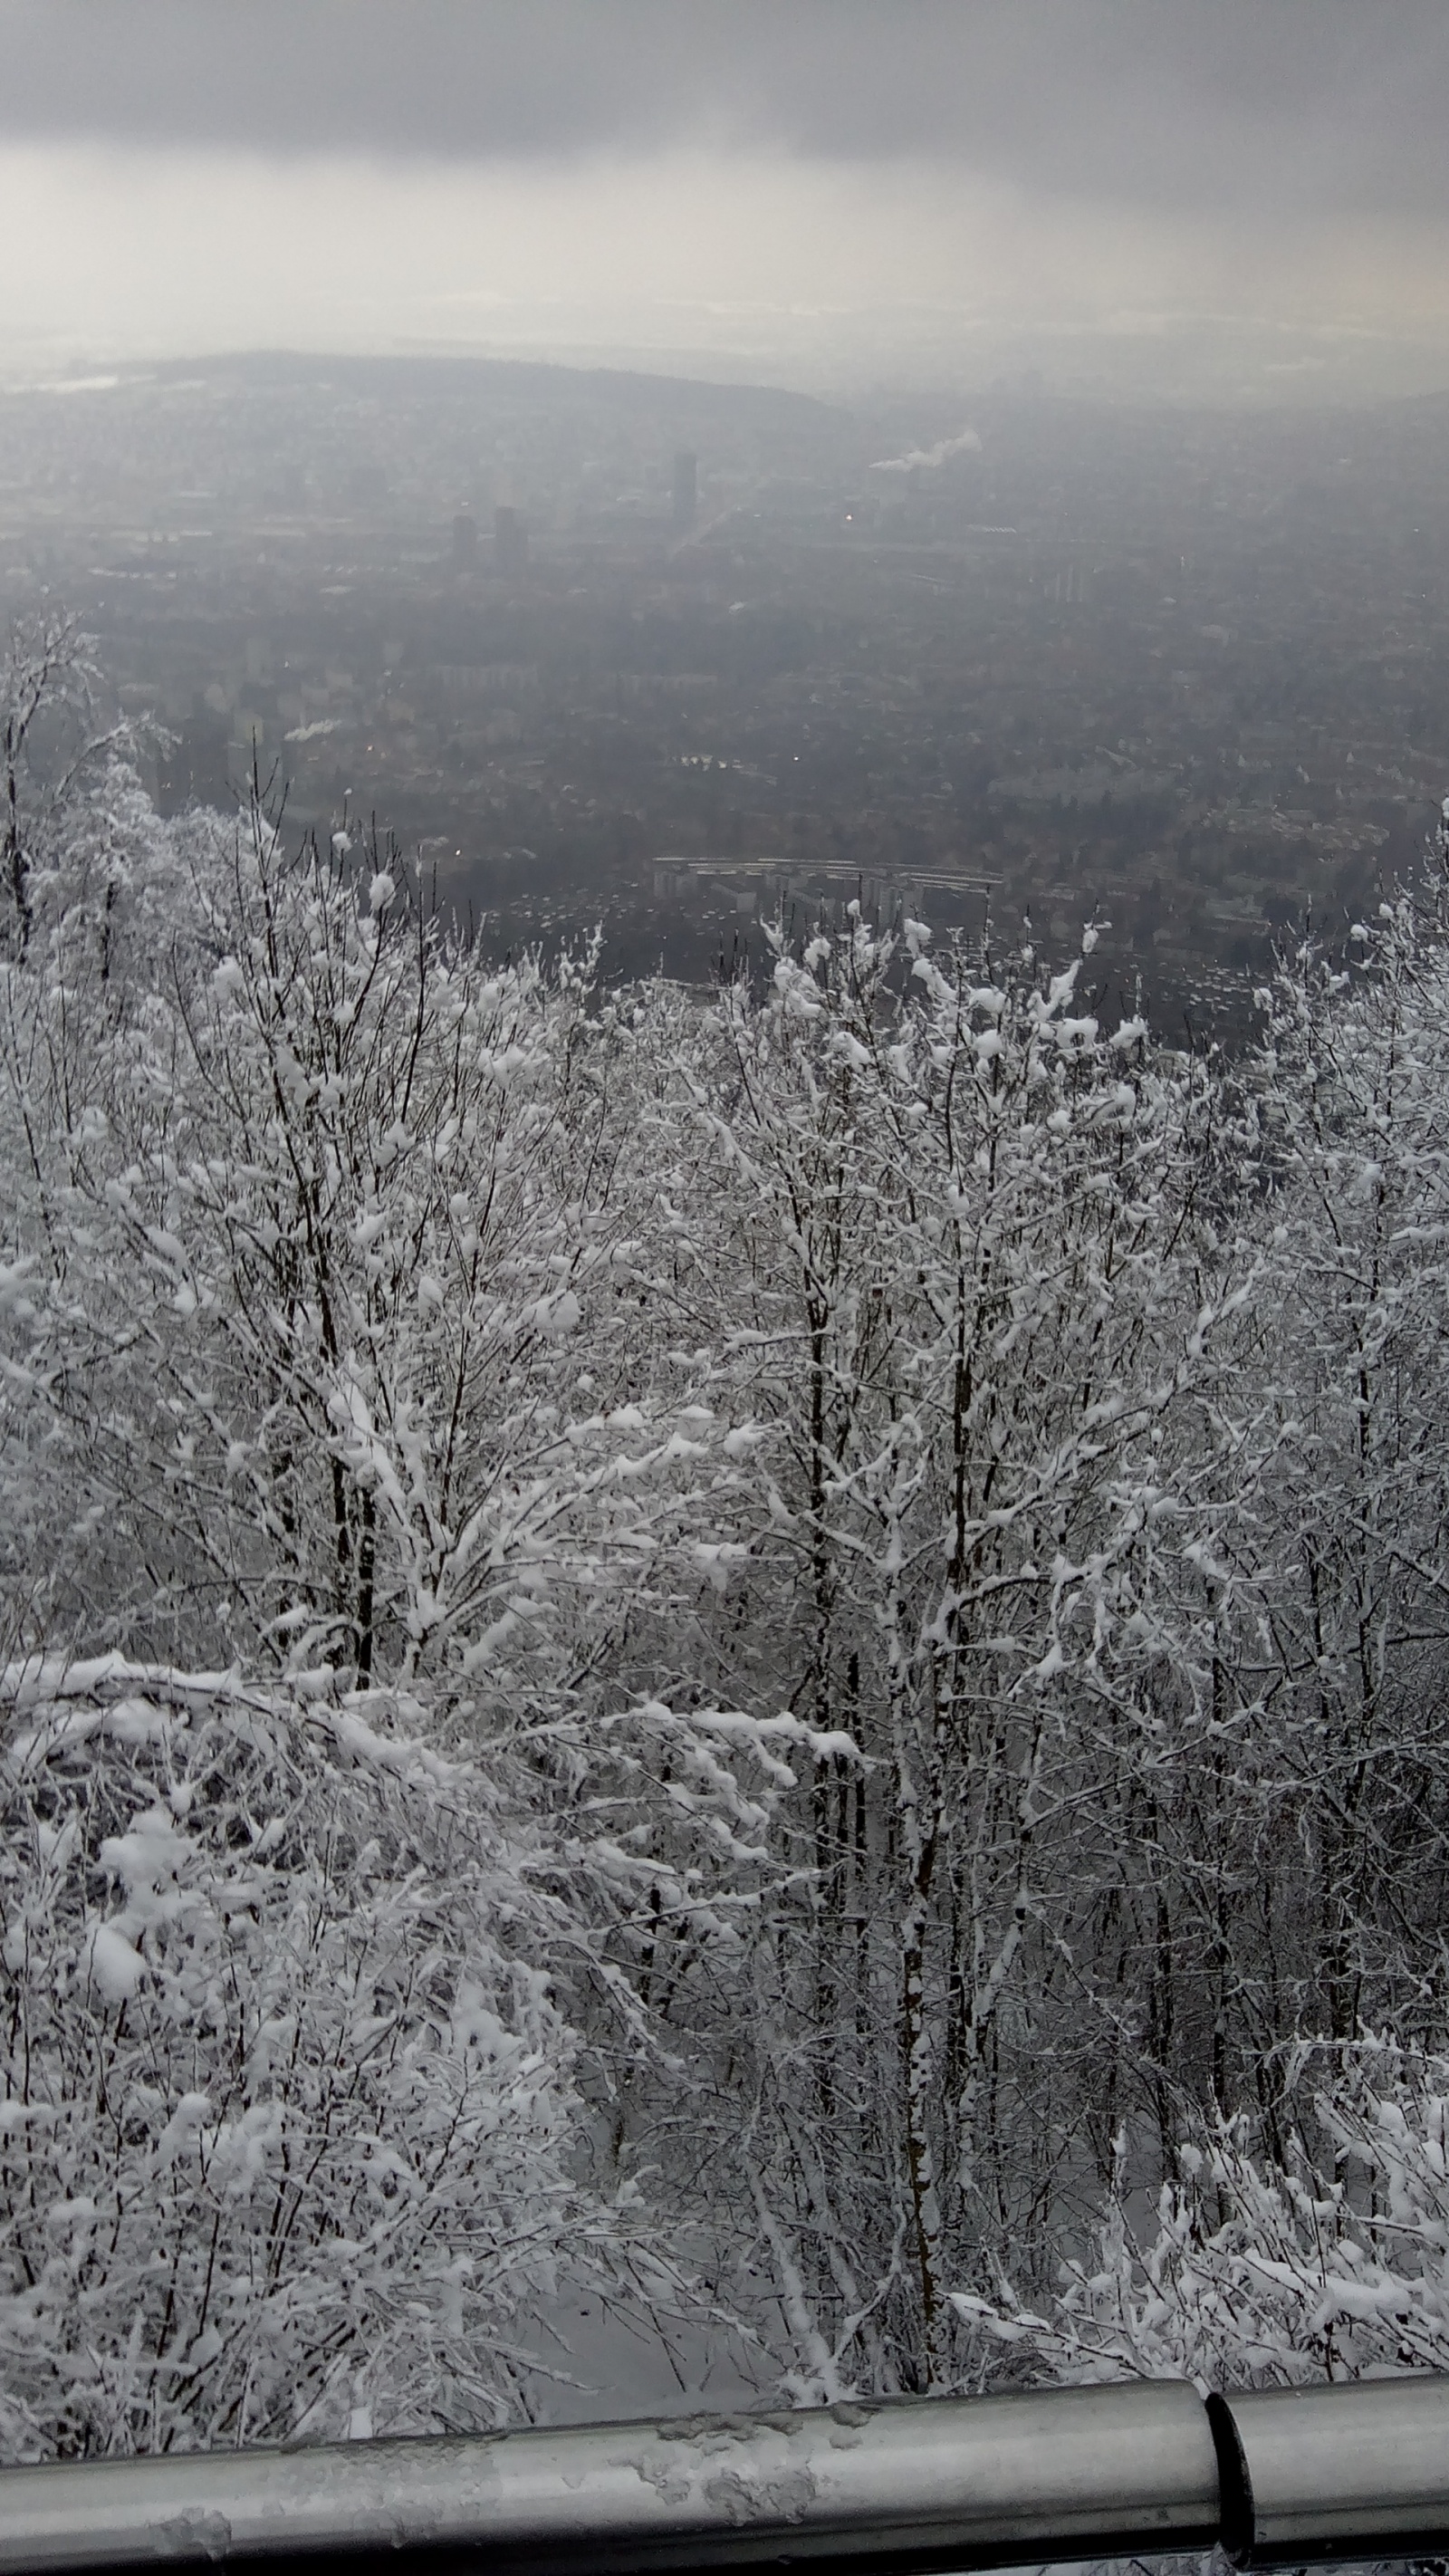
[0,1651,614,2456]
[620,911,1268,2391]
[0,615,104,959]
[1231,874,1449,2053]
[955,2039,1449,2389]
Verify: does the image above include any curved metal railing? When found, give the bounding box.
[4,2374,1448,2576]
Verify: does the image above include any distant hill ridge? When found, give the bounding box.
[144,348,841,424]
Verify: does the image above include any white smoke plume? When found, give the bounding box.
[869,426,983,474]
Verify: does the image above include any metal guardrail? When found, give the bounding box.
[3,2376,1448,2576]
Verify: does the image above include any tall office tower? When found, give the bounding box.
[672,450,697,532]
[494,505,528,575]
[451,510,479,567]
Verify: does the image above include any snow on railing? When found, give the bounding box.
[3,2374,1449,2576]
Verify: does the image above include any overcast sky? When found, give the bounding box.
[5,0,1449,398]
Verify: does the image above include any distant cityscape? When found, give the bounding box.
[4,349,1447,1037]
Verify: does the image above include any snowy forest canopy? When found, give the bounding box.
[6,622,1449,2454]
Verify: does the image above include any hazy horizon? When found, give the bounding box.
[5,1,1449,407]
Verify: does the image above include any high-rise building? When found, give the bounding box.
[451,510,479,567]
[672,450,697,533]
[494,505,528,575]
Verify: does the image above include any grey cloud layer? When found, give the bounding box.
[3,0,1448,216]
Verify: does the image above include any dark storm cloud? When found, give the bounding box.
[2,0,1447,217]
